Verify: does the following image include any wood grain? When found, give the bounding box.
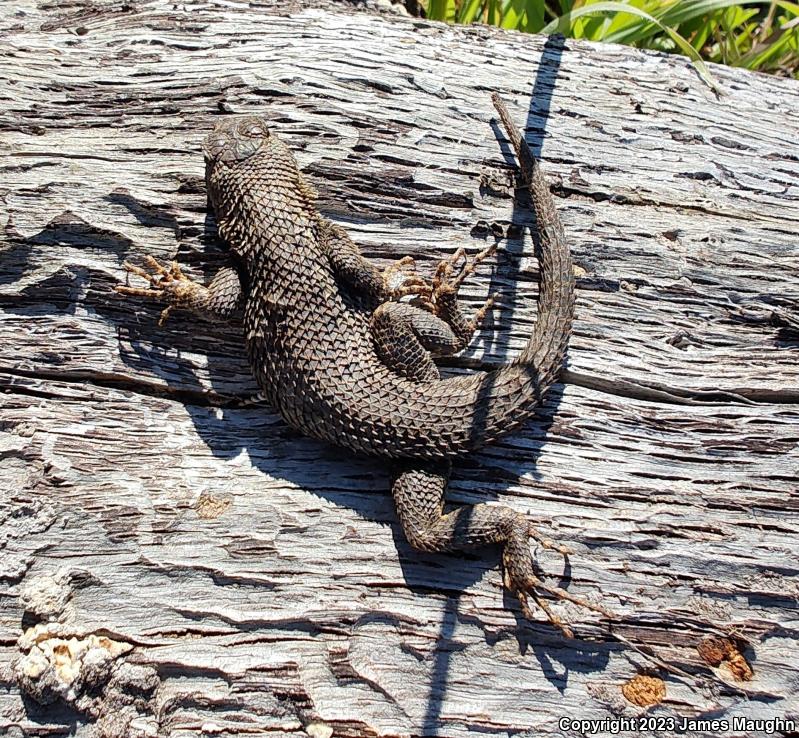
[1,1,798,736]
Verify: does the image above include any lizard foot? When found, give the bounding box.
[381,256,432,300]
[503,524,614,639]
[433,243,497,295]
[421,245,499,323]
[116,256,202,326]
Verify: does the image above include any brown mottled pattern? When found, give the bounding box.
[202,101,574,460]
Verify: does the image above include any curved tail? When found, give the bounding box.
[432,95,575,455]
[490,93,574,384]
[373,95,574,459]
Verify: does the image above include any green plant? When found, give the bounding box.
[423,0,799,82]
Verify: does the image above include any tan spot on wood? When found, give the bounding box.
[195,493,231,519]
[621,674,666,706]
[697,637,753,681]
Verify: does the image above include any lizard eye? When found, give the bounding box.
[242,122,267,138]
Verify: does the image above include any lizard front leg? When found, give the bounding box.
[319,219,430,304]
[116,256,243,325]
[392,461,612,637]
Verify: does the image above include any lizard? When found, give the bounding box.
[116,94,611,636]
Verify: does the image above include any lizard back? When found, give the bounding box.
[203,103,574,460]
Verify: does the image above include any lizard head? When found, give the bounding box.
[203,115,318,254]
[202,116,271,167]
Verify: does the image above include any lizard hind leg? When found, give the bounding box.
[370,302,468,381]
[391,462,612,637]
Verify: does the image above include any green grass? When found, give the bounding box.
[423,0,799,82]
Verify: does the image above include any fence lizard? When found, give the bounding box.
[117,94,611,636]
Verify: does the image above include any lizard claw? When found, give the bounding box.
[432,244,497,298]
[513,575,615,640]
[116,256,198,325]
[502,525,614,638]
[116,256,184,294]
[382,255,432,300]
[421,244,499,321]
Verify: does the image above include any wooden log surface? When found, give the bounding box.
[1,1,798,736]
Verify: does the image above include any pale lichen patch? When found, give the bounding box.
[16,624,132,704]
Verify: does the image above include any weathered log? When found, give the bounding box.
[1,1,798,736]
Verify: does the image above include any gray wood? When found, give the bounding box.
[1,1,798,736]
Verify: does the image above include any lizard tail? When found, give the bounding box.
[493,92,574,365]
[362,95,575,460]
[459,94,575,450]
